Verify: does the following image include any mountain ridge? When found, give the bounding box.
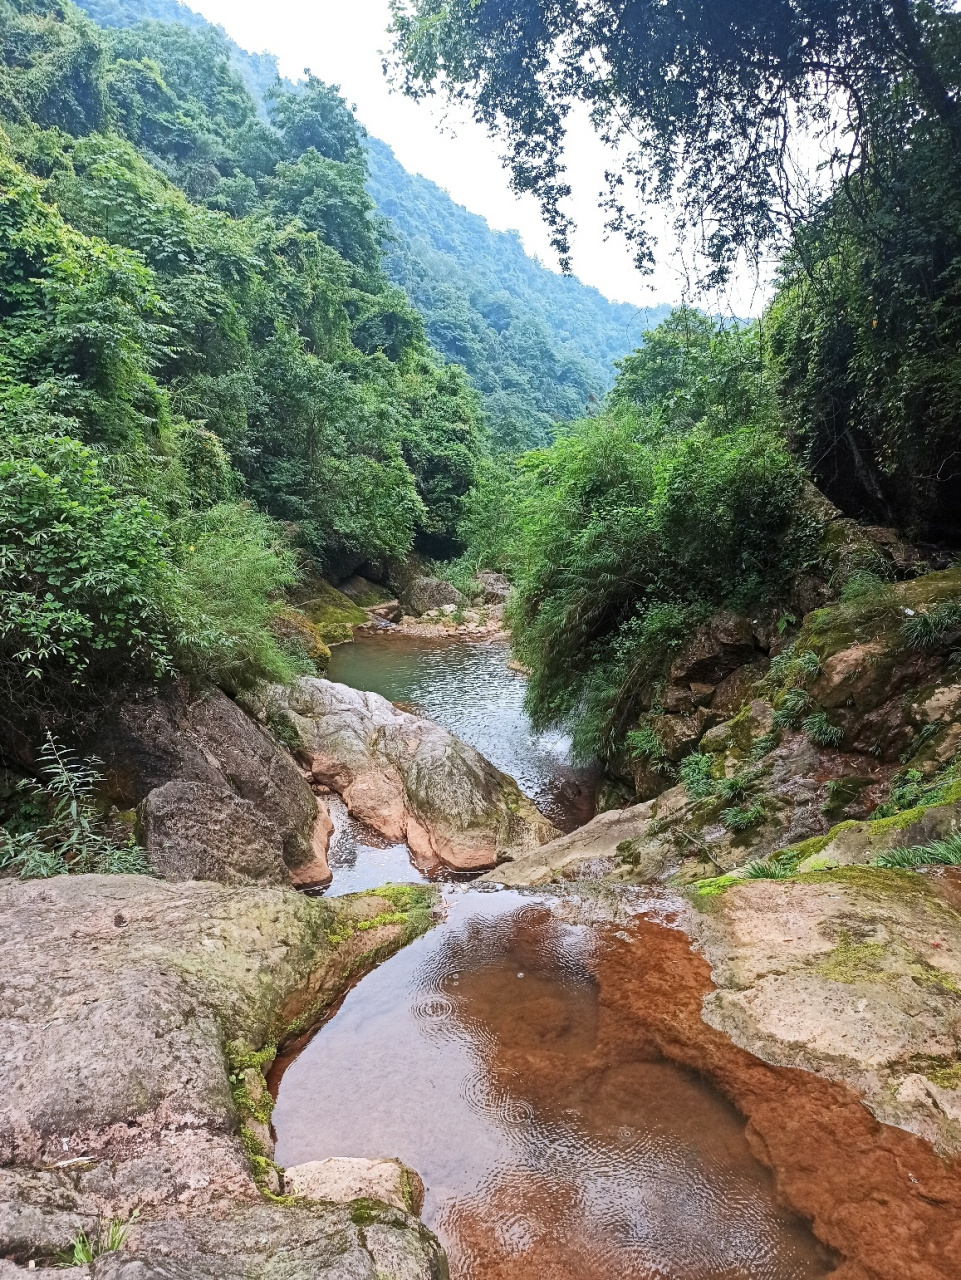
[73,0,668,448]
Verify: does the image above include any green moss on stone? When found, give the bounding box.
[299,581,368,645]
[690,873,741,898]
[927,1063,961,1090]
[817,938,889,984]
[868,807,928,835]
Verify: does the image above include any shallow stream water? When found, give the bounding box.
[272,888,834,1279]
[274,636,836,1278]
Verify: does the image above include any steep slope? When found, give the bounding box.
[367,136,670,448]
[73,0,668,450]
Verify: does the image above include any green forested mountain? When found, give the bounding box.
[72,0,665,450]
[366,138,669,448]
[0,0,482,721]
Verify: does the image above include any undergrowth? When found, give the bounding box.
[0,735,149,878]
[875,833,961,869]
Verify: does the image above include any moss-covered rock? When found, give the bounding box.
[689,869,961,1154]
[298,581,368,645]
[0,875,443,1274]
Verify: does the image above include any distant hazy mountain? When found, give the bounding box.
[75,0,669,448]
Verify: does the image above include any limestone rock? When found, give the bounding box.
[285,1157,425,1215]
[690,870,961,1154]
[253,678,558,871]
[476,571,510,604]
[793,799,961,874]
[368,599,403,623]
[0,874,441,1274]
[402,576,464,617]
[337,574,395,608]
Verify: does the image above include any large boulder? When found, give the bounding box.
[87,684,329,888]
[589,873,961,1279]
[476,571,510,604]
[251,678,559,872]
[690,869,961,1156]
[402,576,464,617]
[0,874,443,1276]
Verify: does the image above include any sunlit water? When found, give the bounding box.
[272,889,834,1280]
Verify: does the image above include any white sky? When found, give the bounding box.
[189,0,771,314]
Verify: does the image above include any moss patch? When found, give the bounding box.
[689,873,742,900]
[927,1063,961,1090]
[817,937,889,984]
[299,581,368,645]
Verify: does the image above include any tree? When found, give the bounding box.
[389,0,961,279]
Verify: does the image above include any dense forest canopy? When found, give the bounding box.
[392,0,961,537]
[72,0,666,452]
[0,0,485,725]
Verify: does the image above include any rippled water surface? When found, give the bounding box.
[328,636,597,831]
[273,890,834,1280]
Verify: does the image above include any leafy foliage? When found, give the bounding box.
[0,733,147,877]
[484,309,819,760]
[0,0,489,717]
[389,0,961,282]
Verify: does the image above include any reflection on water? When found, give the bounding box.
[272,890,833,1280]
[328,636,597,831]
[321,794,474,897]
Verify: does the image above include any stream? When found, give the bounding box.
[274,635,836,1278]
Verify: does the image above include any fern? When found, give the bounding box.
[772,686,811,728]
[679,752,715,799]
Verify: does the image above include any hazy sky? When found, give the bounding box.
[190,0,770,313]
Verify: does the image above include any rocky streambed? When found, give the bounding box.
[4,592,961,1277]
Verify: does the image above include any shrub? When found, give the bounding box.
[163,503,306,691]
[0,734,148,878]
[0,433,171,711]
[502,379,817,760]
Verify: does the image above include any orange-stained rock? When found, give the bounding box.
[248,678,558,872]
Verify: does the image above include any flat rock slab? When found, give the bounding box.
[477,802,658,886]
[0,875,442,1275]
[285,1157,425,1215]
[690,868,961,1153]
